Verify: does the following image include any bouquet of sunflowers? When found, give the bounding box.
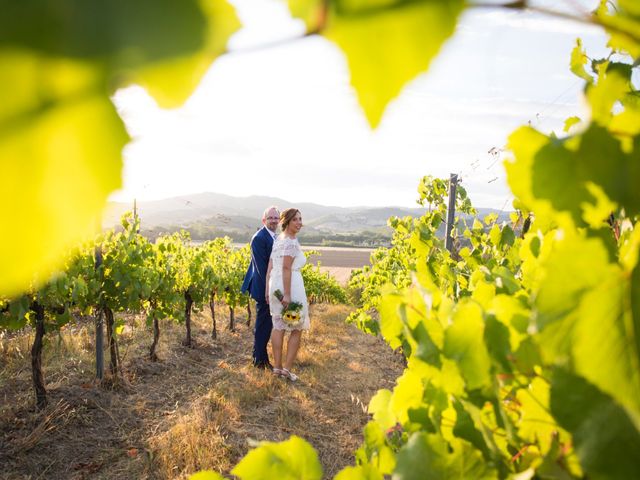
[274,289,303,325]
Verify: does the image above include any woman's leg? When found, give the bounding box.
[271,329,285,369]
[283,330,302,371]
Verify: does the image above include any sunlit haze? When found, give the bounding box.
[110,0,605,210]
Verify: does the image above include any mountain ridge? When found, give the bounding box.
[104,192,431,229]
[104,192,511,245]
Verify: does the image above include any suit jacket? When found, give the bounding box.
[241,226,274,303]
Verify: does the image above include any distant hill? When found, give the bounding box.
[104,192,511,246]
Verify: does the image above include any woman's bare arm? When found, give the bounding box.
[282,255,293,307]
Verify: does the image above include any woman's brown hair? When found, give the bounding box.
[280,208,300,232]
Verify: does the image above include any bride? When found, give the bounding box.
[265,208,310,382]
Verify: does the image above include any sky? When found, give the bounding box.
[110,0,607,210]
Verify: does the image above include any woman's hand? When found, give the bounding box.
[282,293,291,308]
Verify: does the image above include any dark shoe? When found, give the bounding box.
[253,361,273,370]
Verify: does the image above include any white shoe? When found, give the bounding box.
[282,368,298,382]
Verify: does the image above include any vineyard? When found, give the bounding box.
[2,0,640,479]
[0,215,346,411]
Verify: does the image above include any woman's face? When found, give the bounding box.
[287,212,303,235]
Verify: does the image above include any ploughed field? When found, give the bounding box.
[304,247,373,285]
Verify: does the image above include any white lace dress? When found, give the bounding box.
[268,236,310,331]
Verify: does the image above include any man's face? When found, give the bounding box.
[263,208,279,233]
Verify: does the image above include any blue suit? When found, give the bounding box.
[241,226,274,365]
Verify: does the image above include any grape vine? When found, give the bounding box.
[0,215,349,407]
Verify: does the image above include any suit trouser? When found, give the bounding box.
[253,299,272,364]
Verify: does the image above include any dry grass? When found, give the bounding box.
[0,304,403,479]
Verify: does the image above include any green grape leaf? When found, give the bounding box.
[9,296,30,320]
[393,433,498,480]
[392,433,447,480]
[491,293,529,337]
[492,267,519,295]
[507,123,640,224]
[596,6,640,59]
[483,213,498,225]
[368,389,397,430]
[0,51,128,297]
[0,313,28,330]
[581,183,618,229]
[471,279,495,310]
[446,439,499,479]
[136,0,241,108]
[412,321,441,367]
[189,471,225,480]
[619,0,640,16]
[529,135,589,224]
[1,296,30,330]
[438,358,465,397]
[610,103,640,137]
[499,225,516,249]
[443,301,492,391]
[452,400,493,461]
[484,316,512,373]
[550,369,640,479]
[114,319,126,335]
[378,290,405,350]
[632,260,640,367]
[505,126,555,216]
[488,224,501,247]
[361,421,396,474]
[334,464,384,480]
[0,1,243,297]
[576,125,640,216]
[569,38,592,83]
[391,369,425,424]
[516,377,561,455]
[535,235,610,330]
[528,235,541,258]
[230,435,322,480]
[563,116,581,133]
[323,0,465,127]
[587,62,631,126]
[0,0,207,68]
[536,234,640,424]
[571,270,640,422]
[512,337,541,376]
[407,405,436,433]
[53,309,72,329]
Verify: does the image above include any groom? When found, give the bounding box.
[241,206,279,369]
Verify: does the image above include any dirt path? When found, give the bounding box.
[0,304,403,479]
